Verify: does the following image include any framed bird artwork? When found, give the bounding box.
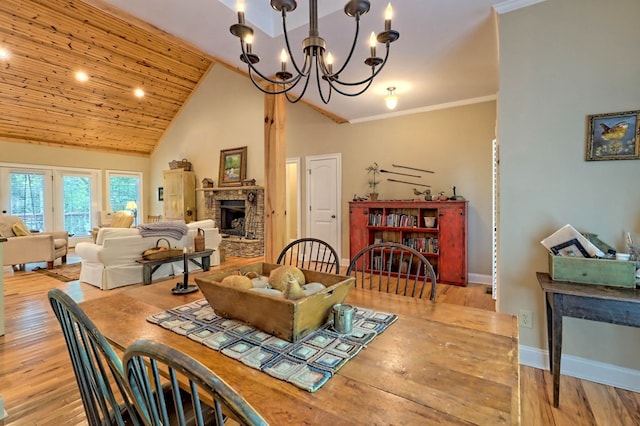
[585,110,640,161]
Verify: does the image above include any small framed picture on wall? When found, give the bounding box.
[218,146,247,187]
[158,187,164,201]
[585,110,640,161]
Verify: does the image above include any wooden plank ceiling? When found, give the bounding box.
[0,0,213,156]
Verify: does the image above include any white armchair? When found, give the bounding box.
[0,215,68,270]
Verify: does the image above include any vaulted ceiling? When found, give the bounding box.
[0,0,520,156]
[0,0,213,156]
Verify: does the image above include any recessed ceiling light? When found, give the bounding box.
[134,88,145,98]
[0,48,9,60]
[75,71,89,82]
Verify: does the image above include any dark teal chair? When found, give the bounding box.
[124,339,268,426]
[276,237,340,273]
[48,288,141,425]
[346,242,438,301]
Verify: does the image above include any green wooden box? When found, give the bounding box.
[548,254,637,287]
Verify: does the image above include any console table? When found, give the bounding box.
[136,249,213,285]
[536,272,640,407]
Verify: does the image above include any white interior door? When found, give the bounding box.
[306,154,341,259]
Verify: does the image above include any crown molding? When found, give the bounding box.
[349,95,497,124]
[493,0,547,14]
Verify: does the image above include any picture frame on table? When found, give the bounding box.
[218,146,247,187]
[585,110,640,161]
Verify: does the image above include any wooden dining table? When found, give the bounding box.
[79,279,520,425]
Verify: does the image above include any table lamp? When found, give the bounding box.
[125,201,137,225]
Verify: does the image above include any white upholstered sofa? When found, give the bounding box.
[75,219,222,290]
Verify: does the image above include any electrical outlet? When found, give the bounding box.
[519,310,533,328]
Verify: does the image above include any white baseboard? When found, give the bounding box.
[519,345,640,392]
[467,273,491,285]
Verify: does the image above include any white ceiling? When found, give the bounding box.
[96,0,536,122]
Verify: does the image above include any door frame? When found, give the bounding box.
[286,157,302,243]
[305,153,342,260]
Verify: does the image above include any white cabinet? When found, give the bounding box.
[163,169,196,223]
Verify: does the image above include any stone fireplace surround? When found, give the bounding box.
[199,186,264,258]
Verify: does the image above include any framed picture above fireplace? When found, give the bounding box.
[219,146,247,187]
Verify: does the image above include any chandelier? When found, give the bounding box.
[230,0,399,103]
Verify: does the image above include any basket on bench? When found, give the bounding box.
[142,238,183,260]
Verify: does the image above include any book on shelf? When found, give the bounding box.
[401,237,439,254]
[368,212,382,226]
[385,213,419,228]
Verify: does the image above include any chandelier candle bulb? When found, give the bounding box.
[385,3,393,31]
[244,34,253,54]
[236,0,245,24]
[369,32,377,58]
[280,49,288,71]
[326,52,333,74]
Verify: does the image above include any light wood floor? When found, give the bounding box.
[1,255,639,425]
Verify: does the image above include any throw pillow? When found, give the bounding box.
[111,214,134,228]
[12,221,32,236]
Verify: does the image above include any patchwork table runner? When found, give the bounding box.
[148,299,397,392]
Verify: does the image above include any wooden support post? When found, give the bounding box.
[263,88,287,262]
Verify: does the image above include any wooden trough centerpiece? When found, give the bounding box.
[195,263,354,342]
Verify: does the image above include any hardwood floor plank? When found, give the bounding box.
[581,379,636,426]
[1,254,637,425]
[615,387,640,425]
[520,366,556,426]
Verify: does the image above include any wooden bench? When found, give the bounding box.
[136,249,214,285]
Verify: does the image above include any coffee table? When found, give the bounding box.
[136,249,213,284]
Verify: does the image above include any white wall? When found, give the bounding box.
[149,65,264,219]
[498,0,640,371]
[286,100,496,275]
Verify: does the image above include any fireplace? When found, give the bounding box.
[200,186,265,257]
[220,199,245,236]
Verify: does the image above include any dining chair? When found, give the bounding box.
[276,237,340,273]
[48,288,142,426]
[346,242,438,301]
[146,214,162,223]
[123,339,268,426]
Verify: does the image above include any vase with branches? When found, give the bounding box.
[366,162,380,200]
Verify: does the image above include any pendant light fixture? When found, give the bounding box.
[384,86,398,110]
[230,0,399,104]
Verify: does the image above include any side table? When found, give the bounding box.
[536,272,640,407]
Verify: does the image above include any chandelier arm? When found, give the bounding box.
[245,56,303,86]
[239,39,305,86]
[327,13,362,78]
[315,59,332,104]
[328,45,391,87]
[325,74,374,97]
[284,66,314,103]
[281,9,309,76]
[247,68,305,95]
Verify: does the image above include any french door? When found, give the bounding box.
[0,165,100,238]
